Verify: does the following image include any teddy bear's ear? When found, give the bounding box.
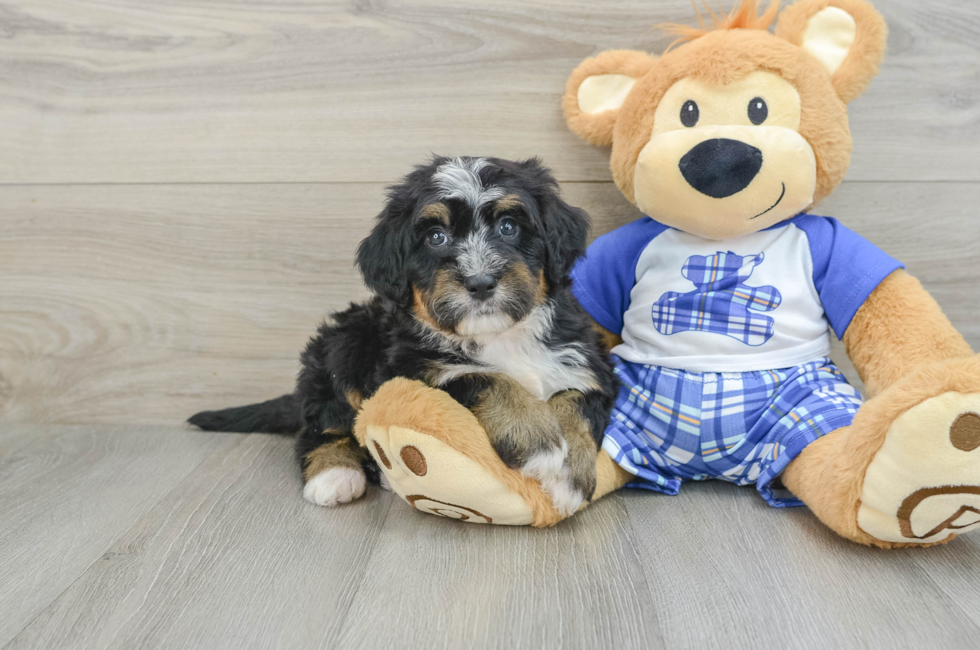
[563,50,658,147]
[776,0,887,104]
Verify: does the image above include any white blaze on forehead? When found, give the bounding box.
[457,225,505,277]
[433,157,505,211]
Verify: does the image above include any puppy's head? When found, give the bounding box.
[356,156,589,337]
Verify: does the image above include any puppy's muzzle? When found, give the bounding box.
[679,138,763,199]
[464,273,497,302]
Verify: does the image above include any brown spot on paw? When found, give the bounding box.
[950,413,980,452]
[400,445,427,476]
[372,440,392,469]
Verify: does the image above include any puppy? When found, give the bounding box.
[189,156,618,515]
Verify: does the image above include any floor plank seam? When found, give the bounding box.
[617,494,670,650]
[0,432,251,650]
[326,493,396,649]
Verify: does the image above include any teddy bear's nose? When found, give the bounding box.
[679,138,763,199]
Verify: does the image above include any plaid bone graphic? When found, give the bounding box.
[651,251,782,346]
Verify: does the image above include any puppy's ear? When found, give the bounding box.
[542,194,590,287]
[355,199,413,301]
[776,0,887,104]
[564,50,658,147]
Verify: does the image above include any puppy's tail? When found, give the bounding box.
[188,394,302,434]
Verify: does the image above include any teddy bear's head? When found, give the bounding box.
[563,0,887,240]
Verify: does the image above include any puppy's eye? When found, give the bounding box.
[748,97,768,125]
[680,100,699,127]
[426,229,449,248]
[498,217,519,238]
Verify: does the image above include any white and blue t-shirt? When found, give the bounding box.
[570,214,904,373]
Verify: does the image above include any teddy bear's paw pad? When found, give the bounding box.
[858,392,980,544]
[303,467,367,507]
[521,442,584,516]
[366,425,534,525]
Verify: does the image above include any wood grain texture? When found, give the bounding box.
[1,0,978,184]
[7,428,980,650]
[6,432,393,650]
[1,181,977,425]
[0,424,240,647]
[624,481,980,649]
[335,492,662,650]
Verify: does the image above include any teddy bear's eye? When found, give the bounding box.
[748,97,768,125]
[680,100,699,127]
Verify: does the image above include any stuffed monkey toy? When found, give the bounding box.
[356,0,980,547]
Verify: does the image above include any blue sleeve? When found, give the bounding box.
[570,217,668,334]
[794,215,904,339]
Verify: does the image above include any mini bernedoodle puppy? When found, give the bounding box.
[190,156,618,515]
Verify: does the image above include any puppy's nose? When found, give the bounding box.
[679,138,763,199]
[464,274,497,301]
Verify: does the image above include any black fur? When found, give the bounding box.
[190,156,619,495]
[188,394,300,434]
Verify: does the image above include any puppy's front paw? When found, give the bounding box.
[303,467,367,507]
[520,441,588,516]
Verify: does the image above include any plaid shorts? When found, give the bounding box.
[602,356,863,507]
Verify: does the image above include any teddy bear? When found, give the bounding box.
[355,0,980,548]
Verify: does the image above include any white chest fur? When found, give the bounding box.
[433,306,596,400]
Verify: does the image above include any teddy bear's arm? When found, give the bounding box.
[843,269,974,397]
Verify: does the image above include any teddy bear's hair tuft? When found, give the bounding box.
[658,0,781,51]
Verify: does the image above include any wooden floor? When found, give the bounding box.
[2,1,980,648]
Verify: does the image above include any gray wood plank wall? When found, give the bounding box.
[1,0,978,422]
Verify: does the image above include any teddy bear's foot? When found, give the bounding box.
[858,392,980,545]
[365,422,537,525]
[354,378,632,526]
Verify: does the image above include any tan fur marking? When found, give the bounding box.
[419,202,451,225]
[548,391,599,500]
[304,438,364,482]
[497,262,539,309]
[592,320,623,352]
[346,390,363,411]
[535,269,548,306]
[412,286,443,331]
[493,194,524,215]
[425,268,468,331]
[473,374,564,468]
